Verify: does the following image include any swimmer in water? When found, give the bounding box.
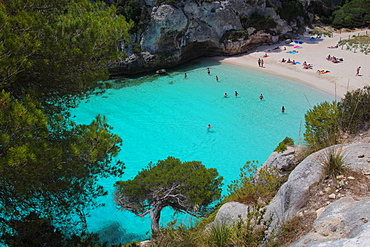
[235,91,239,97]
[259,94,264,100]
[282,106,285,113]
[216,75,219,81]
[207,124,212,131]
[224,93,228,98]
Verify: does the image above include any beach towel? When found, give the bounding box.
[287,51,297,54]
[293,46,300,48]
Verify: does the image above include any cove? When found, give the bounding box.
[71,58,334,244]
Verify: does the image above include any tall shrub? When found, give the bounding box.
[304,101,339,151]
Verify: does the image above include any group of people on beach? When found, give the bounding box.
[302,61,313,70]
[258,58,265,67]
[280,58,296,65]
[326,54,342,63]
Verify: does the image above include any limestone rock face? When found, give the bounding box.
[109,0,309,75]
[259,145,302,172]
[290,197,370,247]
[266,143,370,241]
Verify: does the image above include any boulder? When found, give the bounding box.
[212,202,250,226]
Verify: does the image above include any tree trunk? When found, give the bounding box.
[150,206,162,233]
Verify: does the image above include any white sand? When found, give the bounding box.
[214,29,370,100]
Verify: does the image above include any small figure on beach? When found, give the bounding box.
[281,58,286,63]
[259,94,264,100]
[261,59,264,67]
[356,66,361,76]
[207,68,210,75]
[224,93,228,98]
[216,75,219,82]
[282,106,285,113]
[184,73,187,79]
[258,58,261,67]
[234,91,239,97]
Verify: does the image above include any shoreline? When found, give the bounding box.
[212,29,370,100]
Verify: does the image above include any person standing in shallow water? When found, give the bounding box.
[184,73,187,79]
[282,106,285,113]
[259,94,264,100]
[235,91,239,97]
[207,68,210,75]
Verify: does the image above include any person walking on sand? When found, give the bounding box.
[261,59,264,68]
[258,58,261,67]
[356,66,361,76]
[259,94,264,100]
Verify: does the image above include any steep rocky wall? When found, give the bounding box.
[109,0,312,75]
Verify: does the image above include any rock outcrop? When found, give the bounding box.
[109,0,317,75]
[212,142,370,246]
[290,197,370,246]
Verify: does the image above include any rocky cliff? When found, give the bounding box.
[109,0,319,75]
[214,142,370,246]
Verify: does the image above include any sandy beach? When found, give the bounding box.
[215,29,370,100]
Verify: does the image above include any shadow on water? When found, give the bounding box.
[96,221,146,245]
[108,58,222,90]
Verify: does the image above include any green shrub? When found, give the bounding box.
[226,161,286,204]
[275,0,309,24]
[207,222,231,247]
[240,13,277,32]
[219,30,249,43]
[322,147,345,179]
[338,86,370,134]
[331,0,370,29]
[304,101,339,151]
[274,137,294,153]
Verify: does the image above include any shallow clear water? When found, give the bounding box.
[71,58,334,244]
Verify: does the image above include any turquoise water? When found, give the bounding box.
[71,58,334,244]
